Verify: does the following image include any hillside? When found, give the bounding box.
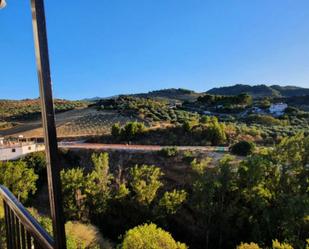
[207,84,309,98]
[1,84,309,138]
[0,99,88,122]
[132,88,202,102]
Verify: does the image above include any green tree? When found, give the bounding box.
[237,93,253,106]
[121,223,187,249]
[61,168,87,220]
[204,117,227,145]
[0,161,38,202]
[111,122,121,138]
[230,141,255,156]
[129,165,163,206]
[122,121,145,141]
[87,153,113,215]
[61,153,113,219]
[23,151,46,186]
[158,189,187,215]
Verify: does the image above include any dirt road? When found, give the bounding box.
[59,142,229,152]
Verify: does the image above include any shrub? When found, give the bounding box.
[182,150,194,163]
[66,221,114,249]
[30,209,109,249]
[121,223,187,249]
[204,118,227,145]
[272,239,294,249]
[160,147,178,157]
[182,120,194,132]
[236,242,261,249]
[111,123,121,137]
[230,141,255,156]
[245,114,282,126]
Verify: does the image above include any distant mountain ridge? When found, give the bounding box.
[207,84,309,98]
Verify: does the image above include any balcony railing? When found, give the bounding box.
[0,185,54,249]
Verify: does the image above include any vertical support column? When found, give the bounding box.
[30,0,67,248]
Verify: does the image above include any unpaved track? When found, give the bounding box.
[59,143,229,152]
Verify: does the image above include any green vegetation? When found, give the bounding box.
[236,242,261,249]
[111,121,146,141]
[97,96,198,123]
[0,133,308,249]
[0,160,38,202]
[135,88,200,102]
[59,134,309,248]
[107,116,227,146]
[61,152,112,220]
[235,240,295,249]
[197,93,253,107]
[121,223,187,249]
[129,165,163,206]
[160,147,178,157]
[0,98,88,121]
[272,240,294,249]
[187,134,308,248]
[207,84,309,98]
[244,114,284,126]
[30,209,110,249]
[230,140,255,156]
[1,89,309,249]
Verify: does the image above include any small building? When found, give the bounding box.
[269,103,287,116]
[203,111,212,115]
[0,139,45,161]
[251,107,263,114]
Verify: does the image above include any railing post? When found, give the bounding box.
[30,0,67,248]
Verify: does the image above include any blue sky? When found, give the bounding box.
[1,1,309,100]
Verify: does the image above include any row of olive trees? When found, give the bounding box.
[111,117,228,146]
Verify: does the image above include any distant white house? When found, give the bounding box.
[251,107,263,114]
[0,141,45,161]
[203,111,212,115]
[269,103,288,116]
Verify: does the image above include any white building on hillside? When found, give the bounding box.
[269,103,287,116]
[0,141,45,161]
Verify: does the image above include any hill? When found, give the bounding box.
[132,88,202,102]
[207,84,309,98]
[0,99,88,122]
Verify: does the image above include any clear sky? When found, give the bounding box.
[1,1,309,100]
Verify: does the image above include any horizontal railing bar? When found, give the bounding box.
[0,185,54,249]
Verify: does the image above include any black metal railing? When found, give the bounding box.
[0,185,54,249]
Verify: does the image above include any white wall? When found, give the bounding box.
[0,143,45,161]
